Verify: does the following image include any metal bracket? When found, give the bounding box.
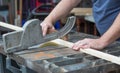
[6,56,22,73]
[6,56,37,73]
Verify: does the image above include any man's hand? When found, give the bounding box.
[72,38,107,51]
[40,20,55,36]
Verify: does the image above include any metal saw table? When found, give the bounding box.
[0,32,120,73]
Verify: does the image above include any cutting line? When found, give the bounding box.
[51,39,120,65]
[0,21,23,31]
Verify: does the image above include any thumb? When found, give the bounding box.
[47,27,56,34]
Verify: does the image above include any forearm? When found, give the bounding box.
[45,0,81,24]
[100,13,120,46]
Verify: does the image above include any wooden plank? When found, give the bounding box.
[0,21,23,31]
[51,39,120,65]
[70,8,92,16]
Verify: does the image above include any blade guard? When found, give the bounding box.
[3,16,76,53]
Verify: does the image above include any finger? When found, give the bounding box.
[73,44,84,51]
[51,26,55,30]
[72,41,82,50]
[73,42,90,50]
[73,43,87,51]
[48,27,56,33]
[81,44,90,49]
[40,23,50,36]
[43,27,48,36]
[40,23,45,35]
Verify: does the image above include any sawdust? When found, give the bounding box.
[34,52,55,60]
[39,42,59,48]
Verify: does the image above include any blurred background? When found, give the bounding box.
[0,0,99,37]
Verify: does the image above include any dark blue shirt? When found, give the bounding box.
[92,0,120,35]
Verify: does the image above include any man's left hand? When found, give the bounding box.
[72,38,106,51]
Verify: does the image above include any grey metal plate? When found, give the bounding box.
[3,16,76,53]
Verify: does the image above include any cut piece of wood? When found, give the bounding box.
[51,39,120,65]
[0,21,23,31]
[71,8,92,16]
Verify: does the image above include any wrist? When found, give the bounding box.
[99,37,110,47]
[44,16,56,24]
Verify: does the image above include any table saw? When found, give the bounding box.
[0,16,120,73]
[0,32,120,73]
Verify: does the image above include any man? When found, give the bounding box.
[40,0,120,51]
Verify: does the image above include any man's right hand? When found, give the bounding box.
[40,20,55,36]
[40,0,81,36]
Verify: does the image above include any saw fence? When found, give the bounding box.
[0,33,120,73]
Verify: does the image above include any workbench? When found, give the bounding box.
[0,32,120,73]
